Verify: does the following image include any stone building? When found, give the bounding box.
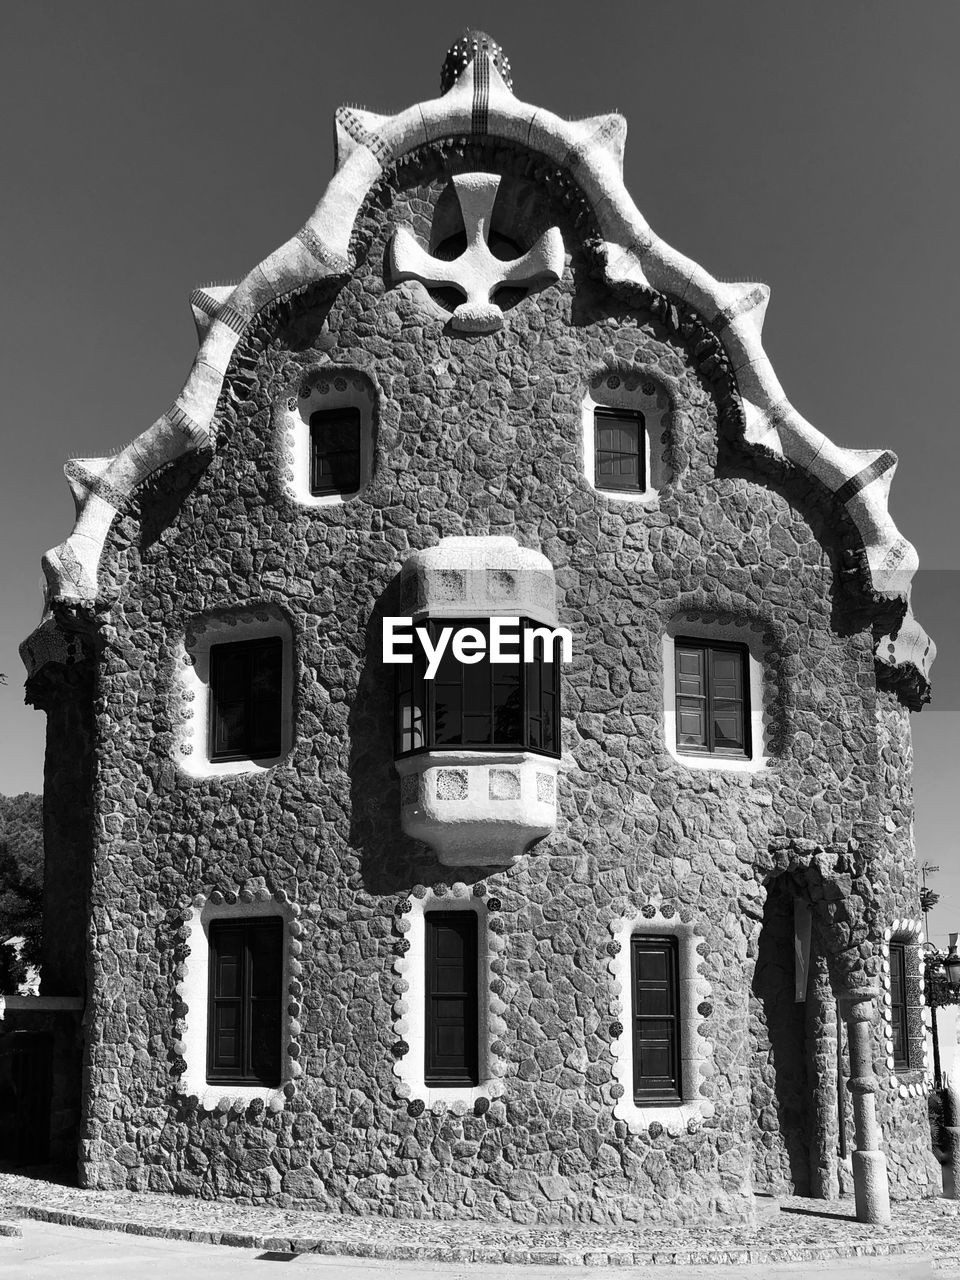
[16,31,939,1225]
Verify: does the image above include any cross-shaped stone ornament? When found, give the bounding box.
[389,173,564,333]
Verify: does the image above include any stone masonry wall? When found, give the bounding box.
[71,150,933,1222]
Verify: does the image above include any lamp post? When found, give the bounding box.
[924,934,960,1088]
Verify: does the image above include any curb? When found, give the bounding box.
[8,1203,944,1267]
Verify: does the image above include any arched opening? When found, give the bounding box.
[750,874,843,1200]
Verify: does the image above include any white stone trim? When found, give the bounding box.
[581,372,672,504]
[391,885,506,1109]
[881,918,931,1096]
[35,46,926,635]
[607,909,714,1135]
[174,605,294,778]
[396,750,561,867]
[281,368,376,507]
[662,617,772,774]
[177,889,301,1112]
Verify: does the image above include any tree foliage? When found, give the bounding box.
[0,792,43,992]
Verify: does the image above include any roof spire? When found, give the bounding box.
[440,29,513,94]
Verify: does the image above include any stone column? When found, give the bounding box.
[805,952,840,1199]
[838,987,891,1224]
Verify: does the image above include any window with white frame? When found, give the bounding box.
[207,916,284,1086]
[582,373,671,501]
[285,370,376,506]
[424,910,479,1087]
[881,919,929,1095]
[630,935,683,1104]
[662,618,770,773]
[392,889,504,1108]
[178,895,297,1110]
[175,607,294,777]
[607,908,715,1134]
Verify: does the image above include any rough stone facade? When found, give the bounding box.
[20,33,938,1224]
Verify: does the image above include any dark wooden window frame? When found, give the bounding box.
[309,406,363,497]
[424,910,480,1087]
[207,916,284,1087]
[630,935,682,1105]
[594,406,646,493]
[395,617,562,759]
[673,636,751,759]
[889,941,911,1071]
[208,636,284,763]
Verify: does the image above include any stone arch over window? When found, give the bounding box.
[173,603,295,778]
[581,368,676,503]
[282,366,377,506]
[881,918,930,1098]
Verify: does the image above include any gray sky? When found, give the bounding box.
[1,1,957,942]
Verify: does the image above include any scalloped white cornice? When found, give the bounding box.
[22,46,934,689]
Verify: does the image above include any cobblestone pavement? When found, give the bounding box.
[0,1170,957,1272]
[0,1219,949,1280]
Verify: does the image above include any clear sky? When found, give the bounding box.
[1,1,957,942]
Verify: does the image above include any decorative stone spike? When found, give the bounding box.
[188,284,236,344]
[575,114,627,174]
[440,29,512,94]
[334,106,393,167]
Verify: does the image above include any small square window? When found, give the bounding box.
[674,638,750,758]
[310,407,362,497]
[207,917,283,1086]
[209,637,283,762]
[594,408,645,493]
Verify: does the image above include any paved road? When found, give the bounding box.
[0,1220,946,1279]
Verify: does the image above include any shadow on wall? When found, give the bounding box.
[751,875,812,1196]
[347,572,490,899]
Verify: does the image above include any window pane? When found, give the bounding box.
[675,640,749,758]
[249,1001,282,1084]
[310,408,361,496]
[631,938,681,1103]
[208,918,283,1085]
[404,618,559,757]
[635,948,668,982]
[249,921,283,1000]
[595,410,644,492]
[213,930,243,997]
[249,639,283,757]
[425,912,478,1085]
[210,639,284,761]
[433,682,463,744]
[214,1006,241,1070]
[890,943,910,1070]
[712,700,744,751]
[677,700,707,747]
[493,675,522,744]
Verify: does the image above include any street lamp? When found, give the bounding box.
[924,934,960,1088]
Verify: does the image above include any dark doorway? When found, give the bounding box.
[0,1031,52,1164]
[750,878,811,1195]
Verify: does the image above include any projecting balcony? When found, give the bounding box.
[393,537,562,867]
